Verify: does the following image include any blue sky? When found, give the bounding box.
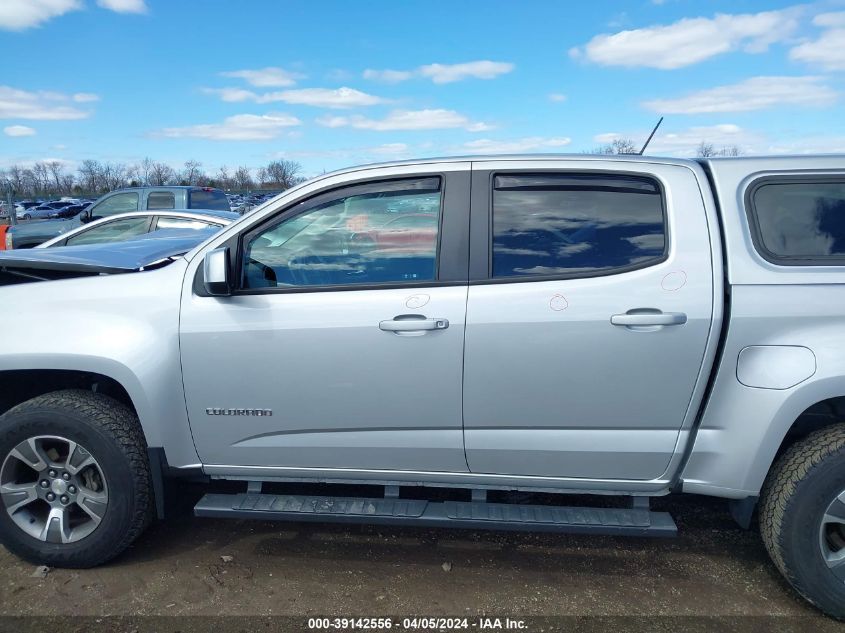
[1,0,844,176]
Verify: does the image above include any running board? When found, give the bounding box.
[194,493,677,537]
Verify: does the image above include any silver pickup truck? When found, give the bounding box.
[0,155,844,617]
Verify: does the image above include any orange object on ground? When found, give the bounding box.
[0,224,7,250]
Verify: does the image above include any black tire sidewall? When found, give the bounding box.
[0,405,137,567]
[780,447,845,617]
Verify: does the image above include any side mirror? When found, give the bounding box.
[78,209,91,223]
[203,247,232,296]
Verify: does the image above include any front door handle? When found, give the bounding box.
[610,311,687,327]
[379,316,449,332]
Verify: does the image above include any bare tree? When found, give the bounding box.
[592,138,639,155]
[696,142,742,158]
[4,165,24,195]
[46,161,65,193]
[139,157,155,186]
[233,166,254,190]
[216,165,231,190]
[101,163,128,191]
[181,160,204,186]
[31,162,51,194]
[148,161,175,186]
[78,160,101,194]
[696,141,716,157]
[60,173,76,194]
[264,159,303,189]
[255,167,268,188]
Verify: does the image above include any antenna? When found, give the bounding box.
[638,117,664,155]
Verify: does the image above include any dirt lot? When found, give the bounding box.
[0,484,841,632]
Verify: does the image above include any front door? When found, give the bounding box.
[462,160,716,481]
[180,166,471,472]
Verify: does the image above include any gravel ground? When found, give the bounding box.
[0,484,841,632]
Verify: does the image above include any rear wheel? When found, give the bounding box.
[0,390,152,567]
[760,425,845,619]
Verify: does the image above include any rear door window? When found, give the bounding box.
[747,178,845,264]
[147,191,176,210]
[492,174,666,278]
[189,189,231,211]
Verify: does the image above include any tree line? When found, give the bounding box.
[0,158,305,199]
[591,138,743,157]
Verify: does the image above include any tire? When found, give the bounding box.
[22,214,30,220]
[0,389,153,568]
[760,424,845,619]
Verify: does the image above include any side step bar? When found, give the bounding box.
[194,492,677,537]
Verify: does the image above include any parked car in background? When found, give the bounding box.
[50,204,90,219]
[3,186,231,249]
[18,201,76,221]
[37,209,237,248]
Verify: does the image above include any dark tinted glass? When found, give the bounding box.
[492,174,665,278]
[189,189,231,211]
[147,191,175,210]
[751,180,845,260]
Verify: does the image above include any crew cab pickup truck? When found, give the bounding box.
[2,185,231,249]
[0,155,844,617]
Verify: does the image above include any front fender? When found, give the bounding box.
[0,259,200,467]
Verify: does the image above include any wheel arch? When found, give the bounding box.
[1,360,166,452]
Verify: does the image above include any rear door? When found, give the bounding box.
[462,159,715,481]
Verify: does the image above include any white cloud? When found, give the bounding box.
[548,93,567,102]
[419,61,515,83]
[460,137,572,154]
[220,67,304,87]
[363,69,414,83]
[0,0,81,31]
[570,8,801,69]
[0,0,82,31]
[204,86,386,108]
[643,76,838,114]
[317,109,491,132]
[790,12,845,71]
[157,113,301,141]
[0,86,95,120]
[362,60,514,84]
[264,87,386,108]
[96,0,147,13]
[72,92,100,103]
[4,125,36,137]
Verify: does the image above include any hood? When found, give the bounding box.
[0,228,215,277]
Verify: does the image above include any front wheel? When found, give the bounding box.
[0,390,153,568]
[760,425,845,619]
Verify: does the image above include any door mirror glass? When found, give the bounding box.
[203,247,231,296]
[78,208,92,223]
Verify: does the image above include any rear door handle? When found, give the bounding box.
[610,311,687,326]
[379,316,449,332]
